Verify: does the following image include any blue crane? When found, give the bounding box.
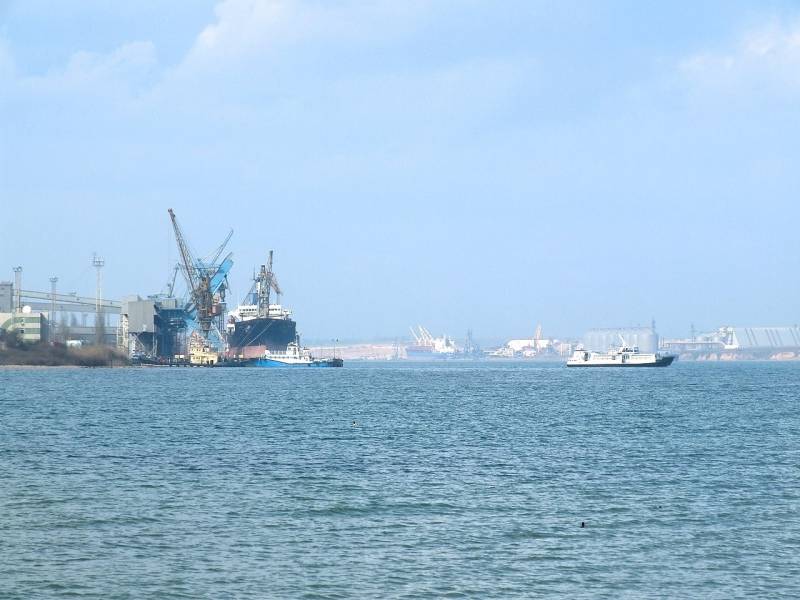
[168,209,234,343]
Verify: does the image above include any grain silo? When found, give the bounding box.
[583,327,659,353]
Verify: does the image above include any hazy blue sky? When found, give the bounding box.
[2,1,799,341]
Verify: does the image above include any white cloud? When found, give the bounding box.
[188,0,289,65]
[179,0,431,74]
[66,41,157,80]
[680,21,800,92]
[0,38,158,120]
[24,41,158,94]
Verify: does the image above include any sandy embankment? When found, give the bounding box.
[309,343,398,360]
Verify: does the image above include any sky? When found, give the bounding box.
[1,0,799,342]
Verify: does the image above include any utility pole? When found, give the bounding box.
[92,253,105,345]
[12,266,22,313]
[50,276,58,343]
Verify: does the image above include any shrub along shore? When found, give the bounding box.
[0,338,128,367]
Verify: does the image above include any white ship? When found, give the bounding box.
[406,325,458,359]
[567,344,675,367]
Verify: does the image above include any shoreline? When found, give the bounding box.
[0,364,84,369]
[0,363,130,369]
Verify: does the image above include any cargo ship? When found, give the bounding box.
[226,252,297,358]
[406,325,458,359]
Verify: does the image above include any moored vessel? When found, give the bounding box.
[248,339,343,368]
[406,325,458,359]
[226,251,297,358]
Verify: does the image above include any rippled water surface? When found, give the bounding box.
[1,361,799,598]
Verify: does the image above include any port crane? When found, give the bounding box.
[168,208,233,344]
[410,325,435,346]
[241,250,283,318]
[164,264,180,298]
[258,250,282,316]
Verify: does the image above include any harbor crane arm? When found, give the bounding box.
[205,229,233,266]
[209,253,234,297]
[165,264,180,297]
[168,209,198,294]
[265,250,282,297]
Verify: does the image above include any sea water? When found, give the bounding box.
[1,361,798,598]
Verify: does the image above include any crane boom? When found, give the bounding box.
[205,229,233,266]
[164,264,180,298]
[168,209,197,293]
[266,250,281,296]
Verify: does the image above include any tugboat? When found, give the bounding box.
[248,337,343,368]
[567,343,675,367]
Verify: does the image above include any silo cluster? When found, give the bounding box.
[583,327,659,353]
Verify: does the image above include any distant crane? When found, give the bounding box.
[168,208,233,341]
[410,325,435,346]
[165,264,180,298]
[463,329,479,356]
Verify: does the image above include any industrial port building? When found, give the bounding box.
[662,326,800,359]
[0,281,50,343]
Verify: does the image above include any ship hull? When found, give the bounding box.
[405,348,455,359]
[248,357,343,368]
[227,317,297,357]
